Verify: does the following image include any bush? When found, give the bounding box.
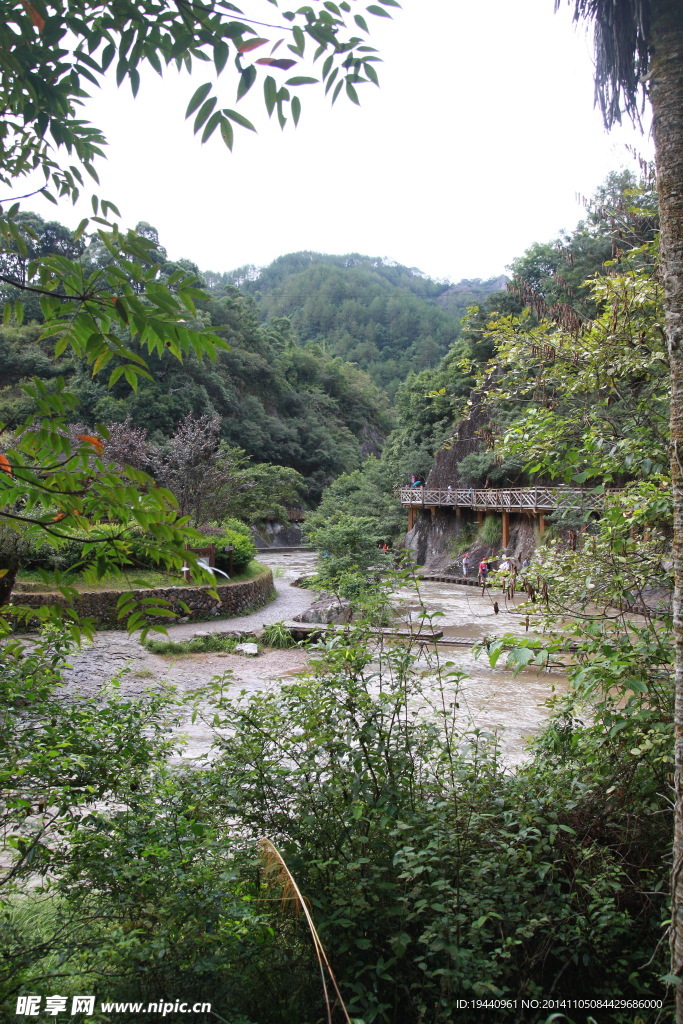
[200,526,256,575]
[221,517,253,539]
[15,524,168,575]
[1,589,672,1023]
[19,533,86,573]
[197,621,670,1022]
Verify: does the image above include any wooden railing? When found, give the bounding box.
[398,486,611,513]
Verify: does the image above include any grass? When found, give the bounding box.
[15,560,269,593]
[477,515,503,547]
[2,892,99,1001]
[142,633,258,656]
[449,526,477,559]
[262,621,299,649]
[134,666,155,678]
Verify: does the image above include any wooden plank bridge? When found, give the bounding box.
[398,485,615,546]
[398,486,609,513]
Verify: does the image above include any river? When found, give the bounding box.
[62,550,565,764]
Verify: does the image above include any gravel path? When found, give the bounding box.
[61,551,317,701]
[167,552,315,638]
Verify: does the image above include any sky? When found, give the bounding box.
[24,0,654,284]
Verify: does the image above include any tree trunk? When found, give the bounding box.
[0,563,17,606]
[650,1,683,1014]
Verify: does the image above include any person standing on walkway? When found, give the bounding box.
[478,558,488,585]
[462,552,470,578]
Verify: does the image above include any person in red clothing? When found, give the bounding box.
[478,558,488,584]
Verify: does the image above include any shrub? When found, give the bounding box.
[1,587,672,1023]
[198,622,670,1022]
[200,527,256,575]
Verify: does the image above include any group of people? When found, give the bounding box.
[461,552,530,583]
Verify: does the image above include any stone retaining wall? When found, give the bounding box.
[10,569,275,630]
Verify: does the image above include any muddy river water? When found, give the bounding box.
[62,551,566,765]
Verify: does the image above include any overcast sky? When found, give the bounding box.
[25,0,653,284]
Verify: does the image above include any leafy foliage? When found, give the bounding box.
[304,514,391,597]
[487,244,667,486]
[262,619,300,648]
[201,524,257,575]
[1,594,673,1022]
[1,0,390,205]
[142,632,243,655]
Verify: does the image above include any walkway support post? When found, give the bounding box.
[502,511,510,548]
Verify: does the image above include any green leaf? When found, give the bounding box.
[223,109,256,131]
[73,218,89,241]
[346,80,360,105]
[364,61,379,86]
[237,65,257,101]
[186,82,212,119]
[263,75,277,116]
[214,39,229,75]
[291,95,301,126]
[201,110,223,142]
[291,26,305,55]
[101,42,116,71]
[194,96,218,133]
[285,76,317,86]
[219,118,234,150]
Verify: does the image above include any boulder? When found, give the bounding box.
[235,642,259,657]
[293,594,353,624]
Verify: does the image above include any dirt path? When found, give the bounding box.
[61,551,317,699]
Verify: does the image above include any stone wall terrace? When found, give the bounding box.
[9,568,275,630]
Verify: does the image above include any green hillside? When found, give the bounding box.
[204,253,506,399]
[0,220,391,504]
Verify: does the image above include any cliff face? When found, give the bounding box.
[425,391,489,489]
[403,385,540,570]
[404,507,539,572]
[404,508,472,568]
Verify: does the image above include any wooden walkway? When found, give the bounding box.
[284,622,443,642]
[280,621,576,652]
[398,485,610,513]
[420,573,480,586]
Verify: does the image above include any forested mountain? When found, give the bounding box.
[0,219,390,503]
[205,253,506,398]
[1,172,651,511]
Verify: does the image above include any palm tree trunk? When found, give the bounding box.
[650,0,683,1012]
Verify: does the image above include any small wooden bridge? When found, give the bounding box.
[398,486,608,513]
[399,486,612,544]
